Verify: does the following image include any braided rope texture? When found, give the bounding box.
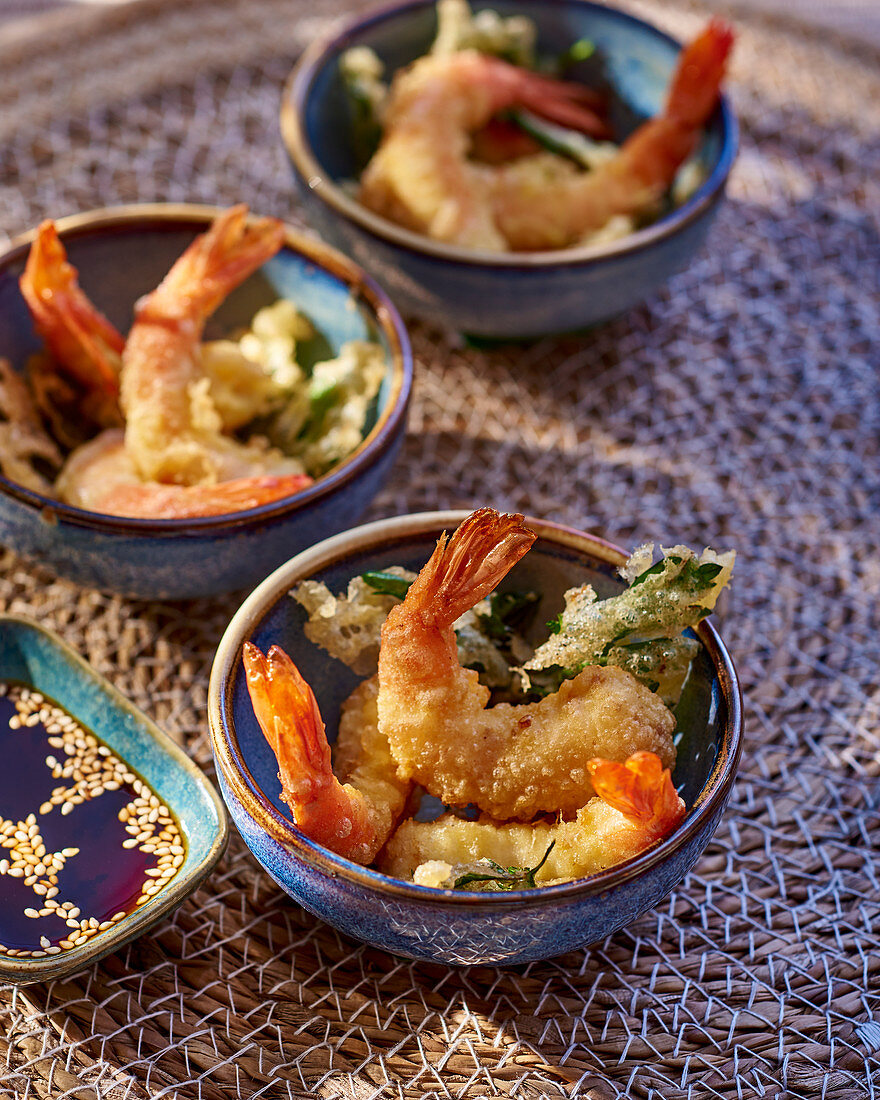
[0,0,878,1095]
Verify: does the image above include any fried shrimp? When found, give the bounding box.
[490,20,734,249]
[243,643,410,864]
[378,509,676,820]
[56,429,312,519]
[18,221,124,427]
[120,204,302,486]
[358,49,610,250]
[358,20,733,252]
[380,751,686,884]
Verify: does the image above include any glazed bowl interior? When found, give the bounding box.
[214,512,740,898]
[286,0,734,266]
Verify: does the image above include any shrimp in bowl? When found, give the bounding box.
[9,206,394,521]
[0,204,412,597]
[353,3,734,252]
[235,508,736,902]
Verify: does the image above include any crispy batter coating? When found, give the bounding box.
[378,509,676,820]
[381,752,686,884]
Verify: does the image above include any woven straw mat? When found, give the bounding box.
[0,0,878,1096]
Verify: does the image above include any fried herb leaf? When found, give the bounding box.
[361,571,413,600]
[453,841,556,891]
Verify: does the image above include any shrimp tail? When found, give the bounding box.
[404,507,536,629]
[93,471,313,519]
[135,204,285,324]
[19,221,124,425]
[509,67,612,139]
[587,751,685,838]
[243,643,381,862]
[665,18,734,129]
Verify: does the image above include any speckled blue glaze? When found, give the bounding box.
[0,205,412,598]
[209,512,742,966]
[0,615,228,983]
[280,0,738,339]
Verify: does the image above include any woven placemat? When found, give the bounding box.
[1,0,878,1095]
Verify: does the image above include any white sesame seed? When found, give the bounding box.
[61,847,79,858]
[122,838,139,849]
[46,946,61,955]
[60,802,74,816]
[68,907,80,918]
[24,908,39,919]
[39,936,50,948]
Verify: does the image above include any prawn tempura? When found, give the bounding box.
[358,20,734,251]
[359,49,611,250]
[378,508,676,820]
[18,221,124,427]
[120,204,303,486]
[491,20,735,249]
[380,751,686,884]
[243,643,410,864]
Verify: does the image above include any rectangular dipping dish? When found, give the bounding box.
[0,615,228,983]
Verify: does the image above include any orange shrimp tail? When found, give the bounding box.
[243,642,334,809]
[94,472,312,519]
[665,19,734,129]
[406,507,536,629]
[19,221,124,419]
[587,751,685,838]
[139,204,284,323]
[243,642,379,860]
[508,64,612,139]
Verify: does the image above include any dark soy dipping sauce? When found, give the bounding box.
[0,688,185,957]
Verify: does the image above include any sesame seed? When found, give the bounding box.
[24,908,39,919]
[60,802,74,816]
[46,946,62,955]
[39,936,50,948]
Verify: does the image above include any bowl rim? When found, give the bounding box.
[280,0,739,269]
[209,509,743,907]
[0,202,413,534]
[0,612,229,983]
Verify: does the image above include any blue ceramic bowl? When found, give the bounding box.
[280,0,737,339]
[0,204,412,599]
[209,511,742,966]
[0,614,228,983]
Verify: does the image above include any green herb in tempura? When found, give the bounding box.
[523,545,735,704]
[453,841,556,891]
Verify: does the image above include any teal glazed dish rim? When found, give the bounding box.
[0,613,229,983]
[281,0,739,270]
[0,202,412,535]
[210,510,743,908]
